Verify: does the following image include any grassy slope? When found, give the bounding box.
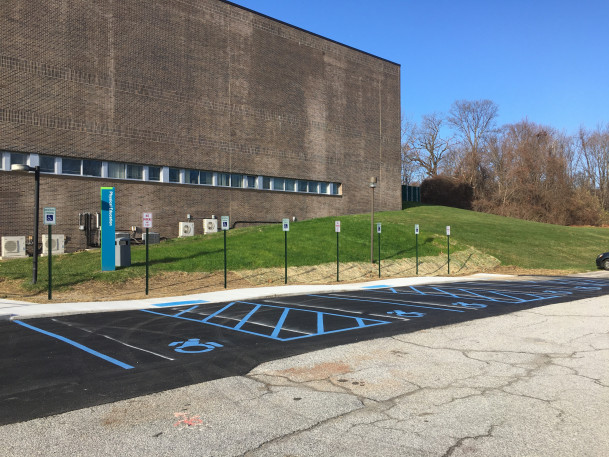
[2,205,608,292]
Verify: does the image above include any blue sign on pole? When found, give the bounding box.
[101,187,116,271]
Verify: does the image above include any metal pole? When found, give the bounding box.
[284,230,287,285]
[145,227,149,295]
[47,224,52,300]
[416,233,419,275]
[378,229,381,278]
[447,234,450,275]
[223,230,227,288]
[32,166,40,284]
[370,186,374,263]
[336,231,339,282]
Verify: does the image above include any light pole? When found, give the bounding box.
[11,164,41,284]
[369,177,377,263]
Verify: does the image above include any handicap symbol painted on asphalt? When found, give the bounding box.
[169,339,223,353]
[387,310,426,318]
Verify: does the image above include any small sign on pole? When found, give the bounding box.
[376,223,381,234]
[221,216,229,288]
[43,208,56,300]
[143,212,152,295]
[282,218,290,232]
[446,226,451,236]
[335,220,341,233]
[415,224,419,275]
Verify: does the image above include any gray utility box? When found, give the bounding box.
[142,232,160,244]
[115,237,131,267]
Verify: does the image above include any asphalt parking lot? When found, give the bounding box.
[2,276,609,426]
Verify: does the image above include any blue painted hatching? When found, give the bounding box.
[142,301,390,341]
[13,320,134,370]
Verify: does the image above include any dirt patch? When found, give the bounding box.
[276,362,352,382]
[1,248,568,304]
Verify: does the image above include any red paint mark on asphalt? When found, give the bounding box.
[173,412,203,427]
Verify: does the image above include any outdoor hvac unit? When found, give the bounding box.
[42,234,65,256]
[142,232,160,244]
[179,222,195,237]
[203,218,218,234]
[1,236,27,259]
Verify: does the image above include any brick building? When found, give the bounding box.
[0,0,401,253]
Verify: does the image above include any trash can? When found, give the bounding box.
[115,237,131,267]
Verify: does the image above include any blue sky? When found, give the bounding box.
[227,0,608,134]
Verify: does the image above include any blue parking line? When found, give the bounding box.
[271,308,290,339]
[153,300,208,308]
[308,294,465,312]
[13,320,134,370]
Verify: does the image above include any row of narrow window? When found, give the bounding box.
[2,152,341,195]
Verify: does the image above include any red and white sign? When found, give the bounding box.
[335,221,341,233]
[142,212,153,228]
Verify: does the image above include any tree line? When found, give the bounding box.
[402,99,609,226]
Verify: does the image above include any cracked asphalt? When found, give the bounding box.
[1,277,608,456]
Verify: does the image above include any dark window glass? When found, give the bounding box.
[262,177,271,190]
[10,152,27,167]
[108,162,125,179]
[148,166,161,181]
[39,156,55,173]
[331,183,340,195]
[83,160,102,177]
[168,168,180,183]
[245,176,257,188]
[285,179,296,191]
[319,182,329,194]
[298,181,308,192]
[218,173,230,187]
[62,158,81,175]
[187,170,199,184]
[231,174,243,188]
[200,171,213,185]
[308,181,319,193]
[273,178,284,191]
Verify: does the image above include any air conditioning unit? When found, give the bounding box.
[179,222,195,237]
[1,236,27,259]
[42,234,65,256]
[142,232,160,244]
[203,218,218,234]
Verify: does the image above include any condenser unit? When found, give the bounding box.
[203,218,218,234]
[142,232,160,244]
[1,236,27,259]
[179,222,195,237]
[42,234,65,256]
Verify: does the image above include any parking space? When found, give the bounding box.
[2,276,609,424]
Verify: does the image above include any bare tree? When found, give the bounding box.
[577,124,609,209]
[447,99,499,189]
[402,113,451,179]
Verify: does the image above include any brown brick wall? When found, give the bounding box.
[1,0,401,252]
